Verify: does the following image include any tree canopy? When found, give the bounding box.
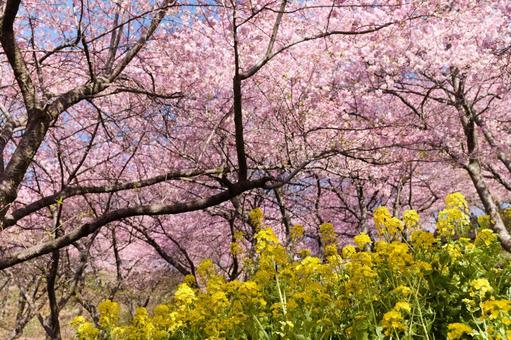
[0,0,510,338]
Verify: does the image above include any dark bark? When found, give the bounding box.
[0,177,271,269]
[453,75,511,250]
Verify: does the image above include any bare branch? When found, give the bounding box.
[4,168,223,228]
[0,177,271,269]
[0,0,38,110]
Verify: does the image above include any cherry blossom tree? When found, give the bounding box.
[2,0,511,336]
[354,0,511,248]
[0,0,425,336]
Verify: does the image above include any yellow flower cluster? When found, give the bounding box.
[374,206,403,238]
[98,299,121,328]
[319,222,337,245]
[447,323,473,339]
[445,192,469,210]
[354,232,371,249]
[248,207,264,229]
[392,285,412,297]
[403,209,420,229]
[475,228,499,247]
[381,301,412,336]
[411,230,436,249]
[382,310,406,335]
[70,316,99,339]
[71,194,511,340]
[289,224,304,242]
[254,227,280,254]
[481,299,511,321]
[436,192,470,237]
[174,283,196,305]
[470,278,494,299]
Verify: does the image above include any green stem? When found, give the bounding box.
[413,278,430,340]
[274,259,287,316]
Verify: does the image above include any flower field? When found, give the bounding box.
[72,193,511,339]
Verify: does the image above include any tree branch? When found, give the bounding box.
[4,168,223,228]
[0,177,270,269]
[0,0,38,111]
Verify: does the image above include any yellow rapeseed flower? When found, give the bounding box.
[298,249,311,258]
[174,283,196,305]
[320,223,337,245]
[197,258,217,280]
[255,227,280,253]
[98,299,121,328]
[413,260,432,273]
[75,321,100,339]
[374,206,392,234]
[381,310,406,335]
[444,192,468,211]
[394,301,411,313]
[447,323,473,339]
[403,209,420,229]
[445,244,462,260]
[469,278,493,299]
[386,242,413,270]
[248,208,264,228]
[475,228,498,247]
[477,214,491,229]
[342,245,356,259]
[70,316,86,328]
[298,256,322,274]
[481,299,511,320]
[211,291,228,306]
[392,285,412,297]
[324,244,338,256]
[290,224,304,241]
[411,230,435,249]
[230,241,243,256]
[354,232,372,248]
[386,217,404,235]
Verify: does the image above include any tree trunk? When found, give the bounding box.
[466,159,511,250]
[45,249,61,340]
